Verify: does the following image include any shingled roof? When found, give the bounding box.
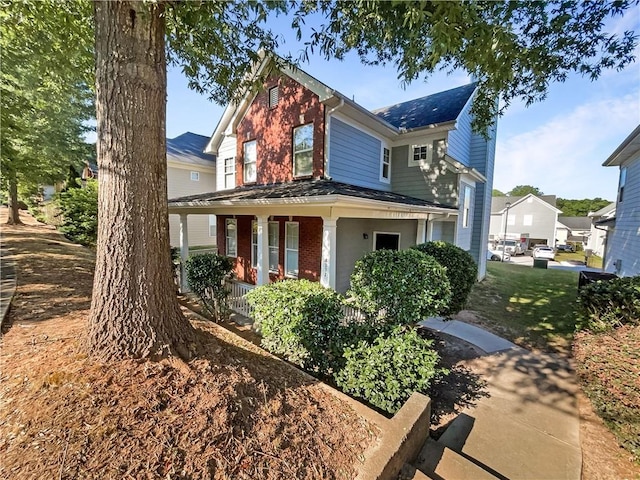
[167,132,215,166]
[169,178,457,211]
[372,83,476,130]
[491,194,558,213]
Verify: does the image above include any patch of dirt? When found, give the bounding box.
[0,209,376,479]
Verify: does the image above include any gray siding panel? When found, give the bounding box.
[447,102,472,166]
[329,118,390,191]
[457,182,474,250]
[604,156,640,277]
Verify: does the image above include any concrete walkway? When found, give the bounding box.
[416,318,582,479]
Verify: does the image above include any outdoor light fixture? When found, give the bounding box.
[503,202,511,262]
[363,233,369,240]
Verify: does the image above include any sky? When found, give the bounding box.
[166,8,640,201]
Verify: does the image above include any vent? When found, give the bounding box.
[268,86,279,108]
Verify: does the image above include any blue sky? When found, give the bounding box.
[166,9,640,201]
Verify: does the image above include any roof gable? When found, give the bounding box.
[167,132,215,166]
[588,202,616,218]
[491,194,561,214]
[372,83,476,130]
[558,216,592,230]
[603,124,640,166]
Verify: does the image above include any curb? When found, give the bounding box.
[0,243,16,330]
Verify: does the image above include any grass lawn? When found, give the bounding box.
[465,262,580,352]
[555,251,603,269]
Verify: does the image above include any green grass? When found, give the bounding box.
[555,251,603,269]
[466,262,579,351]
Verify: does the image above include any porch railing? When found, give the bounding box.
[225,279,255,319]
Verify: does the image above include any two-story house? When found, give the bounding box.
[601,124,640,277]
[489,194,561,249]
[166,132,217,250]
[587,202,616,257]
[168,56,496,294]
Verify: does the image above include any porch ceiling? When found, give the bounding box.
[168,179,458,220]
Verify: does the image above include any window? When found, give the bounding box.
[293,124,313,177]
[374,232,400,251]
[523,214,533,226]
[223,157,235,189]
[462,185,472,228]
[190,171,199,181]
[251,221,279,271]
[285,222,299,277]
[225,218,237,257]
[268,86,279,108]
[208,215,216,237]
[408,138,446,167]
[243,141,256,183]
[380,147,391,182]
[619,167,627,203]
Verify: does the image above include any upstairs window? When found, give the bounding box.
[223,157,235,189]
[619,167,627,203]
[293,124,313,177]
[380,147,391,182]
[268,86,279,108]
[408,138,446,167]
[190,171,200,181]
[462,185,473,228]
[243,140,257,183]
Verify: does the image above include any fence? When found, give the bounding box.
[225,279,255,318]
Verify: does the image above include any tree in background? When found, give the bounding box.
[0,1,95,224]
[557,197,612,217]
[508,185,545,197]
[15,0,636,360]
[492,189,506,197]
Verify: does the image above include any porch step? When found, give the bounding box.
[398,462,433,480]
[413,438,498,480]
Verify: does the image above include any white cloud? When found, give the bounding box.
[495,93,640,199]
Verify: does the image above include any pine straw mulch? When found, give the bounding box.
[0,211,377,480]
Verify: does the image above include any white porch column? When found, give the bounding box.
[320,217,338,289]
[426,220,434,242]
[416,219,427,245]
[256,215,270,286]
[179,213,190,292]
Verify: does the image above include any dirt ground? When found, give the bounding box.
[0,210,376,479]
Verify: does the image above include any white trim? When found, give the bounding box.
[380,145,391,183]
[223,156,236,190]
[225,218,237,258]
[190,171,200,181]
[373,231,401,251]
[284,221,299,278]
[293,123,314,177]
[179,214,190,292]
[462,183,473,228]
[243,140,257,183]
[321,218,337,288]
[268,221,279,272]
[208,214,217,238]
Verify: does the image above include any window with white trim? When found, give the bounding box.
[251,221,279,271]
[619,167,627,203]
[225,218,237,257]
[374,232,400,251]
[285,222,299,278]
[243,141,256,183]
[223,157,235,189]
[380,147,391,182]
[208,215,216,237]
[523,214,533,226]
[462,185,472,228]
[408,138,446,167]
[268,86,279,108]
[251,221,258,268]
[190,171,200,181]
[293,124,313,177]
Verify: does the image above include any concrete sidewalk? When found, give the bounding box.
[415,319,581,479]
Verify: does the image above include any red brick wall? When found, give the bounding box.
[217,215,322,285]
[236,75,325,185]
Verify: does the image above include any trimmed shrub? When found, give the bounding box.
[246,279,345,375]
[335,327,446,414]
[56,179,98,246]
[185,253,234,321]
[576,276,640,332]
[348,249,451,328]
[412,241,477,315]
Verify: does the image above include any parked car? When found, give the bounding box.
[497,239,525,256]
[487,247,511,262]
[556,244,574,252]
[533,245,555,261]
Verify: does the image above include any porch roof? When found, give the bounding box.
[168,179,457,218]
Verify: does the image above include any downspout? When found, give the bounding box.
[323,99,344,180]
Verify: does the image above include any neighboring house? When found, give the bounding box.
[557,216,592,248]
[587,202,616,257]
[601,125,640,277]
[489,194,561,249]
[166,132,217,249]
[168,55,496,294]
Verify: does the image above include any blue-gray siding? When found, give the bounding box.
[447,102,473,166]
[328,118,390,191]
[605,155,640,277]
[456,182,475,251]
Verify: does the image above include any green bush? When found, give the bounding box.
[412,241,477,315]
[185,253,234,321]
[56,179,98,246]
[576,276,640,332]
[335,327,446,414]
[348,249,451,329]
[246,280,345,375]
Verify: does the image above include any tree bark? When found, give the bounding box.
[6,165,22,225]
[89,0,197,361]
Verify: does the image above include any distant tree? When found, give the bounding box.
[492,189,506,197]
[557,198,612,217]
[508,185,544,197]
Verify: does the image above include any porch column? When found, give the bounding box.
[179,213,189,292]
[256,215,270,286]
[320,217,337,289]
[426,220,434,241]
[416,219,427,245]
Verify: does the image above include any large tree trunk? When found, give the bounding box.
[89,0,197,361]
[6,166,22,225]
